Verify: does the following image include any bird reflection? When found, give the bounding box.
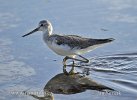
[24,65,114,100]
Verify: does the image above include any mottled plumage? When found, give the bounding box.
[22,20,114,65]
[52,35,114,49]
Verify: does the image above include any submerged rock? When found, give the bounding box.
[25,73,114,100]
[44,73,113,94]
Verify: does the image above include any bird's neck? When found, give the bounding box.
[43,26,53,41]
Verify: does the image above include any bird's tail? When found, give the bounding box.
[96,38,114,44]
[77,38,115,54]
[89,38,115,45]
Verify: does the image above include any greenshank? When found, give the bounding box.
[22,20,114,65]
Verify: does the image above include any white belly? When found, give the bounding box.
[46,42,76,56]
[45,39,106,57]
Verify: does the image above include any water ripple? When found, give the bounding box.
[78,52,137,95]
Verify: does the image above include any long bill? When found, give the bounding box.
[22,27,39,37]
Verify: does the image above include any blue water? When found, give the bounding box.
[0,0,137,100]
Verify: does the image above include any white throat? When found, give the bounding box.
[43,25,53,42]
[44,24,53,35]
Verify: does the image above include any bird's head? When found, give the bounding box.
[22,20,53,37]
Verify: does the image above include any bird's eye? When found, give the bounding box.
[40,24,44,26]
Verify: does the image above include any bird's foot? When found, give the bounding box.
[69,67,75,75]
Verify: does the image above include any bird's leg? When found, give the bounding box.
[69,61,75,74]
[63,57,77,75]
[63,56,69,74]
[67,55,89,63]
[63,56,76,66]
[78,55,89,63]
[63,56,69,66]
[63,65,68,74]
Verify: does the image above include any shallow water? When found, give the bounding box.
[0,0,137,100]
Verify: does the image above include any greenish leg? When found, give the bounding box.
[63,56,69,74]
[69,61,75,75]
[63,65,68,75]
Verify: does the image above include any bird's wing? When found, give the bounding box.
[50,35,91,49]
[50,34,114,49]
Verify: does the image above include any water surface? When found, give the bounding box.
[0,0,137,100]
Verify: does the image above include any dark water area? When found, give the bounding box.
[0,0,137,100]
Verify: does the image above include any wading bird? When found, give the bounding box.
[22,20,114,66]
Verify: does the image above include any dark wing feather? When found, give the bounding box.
[50,34,114,49]
[55,35,90,49]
